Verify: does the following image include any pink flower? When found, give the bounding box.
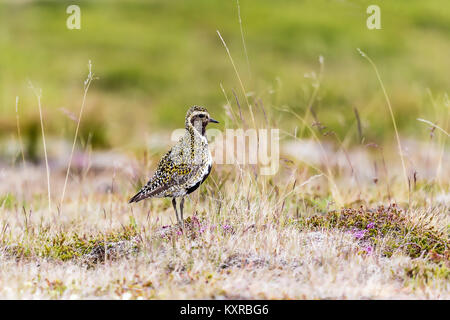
[366,222,375,229]
[353,229,367,240]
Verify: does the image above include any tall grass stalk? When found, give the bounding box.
[217,30,256,129]
[220,82,239,124]
[357,48,409,203]
[30,84,51,212]
[60,60,96,208]
[279,109,343,206]
[236,0,251,79]
[425,91,450,190]
[299,55,324,139]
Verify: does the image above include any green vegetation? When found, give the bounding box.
[303,204,449,260]
[4,224,139,262]
[0,0,448,300]
[1,0,449,149]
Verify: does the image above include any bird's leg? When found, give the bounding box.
[180,197,185,229]
[172,198,180,225]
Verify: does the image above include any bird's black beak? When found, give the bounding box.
[209,118,219,124]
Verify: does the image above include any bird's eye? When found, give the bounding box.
[198,114,205,118]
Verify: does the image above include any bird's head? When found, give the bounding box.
[185,105,219,136]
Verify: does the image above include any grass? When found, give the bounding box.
[304,204,449,260]
[0,0,449,300]
[0,110,448,298]
[357,48,409,201]
[29,83,51,212]
[60,60,96,208]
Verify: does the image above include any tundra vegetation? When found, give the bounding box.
[0,0,448,299]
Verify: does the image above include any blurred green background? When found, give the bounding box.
[0,0,449,153]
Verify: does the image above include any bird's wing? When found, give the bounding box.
[129,149,202,203]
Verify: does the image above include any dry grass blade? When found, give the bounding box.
[236,0,251,79]
[299,56,324,139]
[416,118,449,137]
[28,82,51,212]
[279,108,343,206]
[216,30,256,129]
[357,48,409,204]
[60,60,96,208]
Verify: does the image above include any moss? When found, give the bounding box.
[405,263,449,281]
[3,224,139,262]
[45,279,67,298]
[404,260,450,287]
[301,204,449,262]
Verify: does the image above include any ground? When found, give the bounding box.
[0,137,448,299]
[0,0,448,300]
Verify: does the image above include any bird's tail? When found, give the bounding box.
[128,189,146,203]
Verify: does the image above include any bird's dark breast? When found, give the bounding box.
[186,165,211,195]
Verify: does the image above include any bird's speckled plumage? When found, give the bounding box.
[129,106,219,226]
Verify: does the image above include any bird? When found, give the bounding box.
[129,105,219,228]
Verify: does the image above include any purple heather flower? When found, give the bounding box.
[365,246,374,254]
[367,222,375,229]
[176,231,182,236]
[223,224,231,231]
[353,229,367,240]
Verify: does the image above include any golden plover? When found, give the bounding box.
[129,106,219,227]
